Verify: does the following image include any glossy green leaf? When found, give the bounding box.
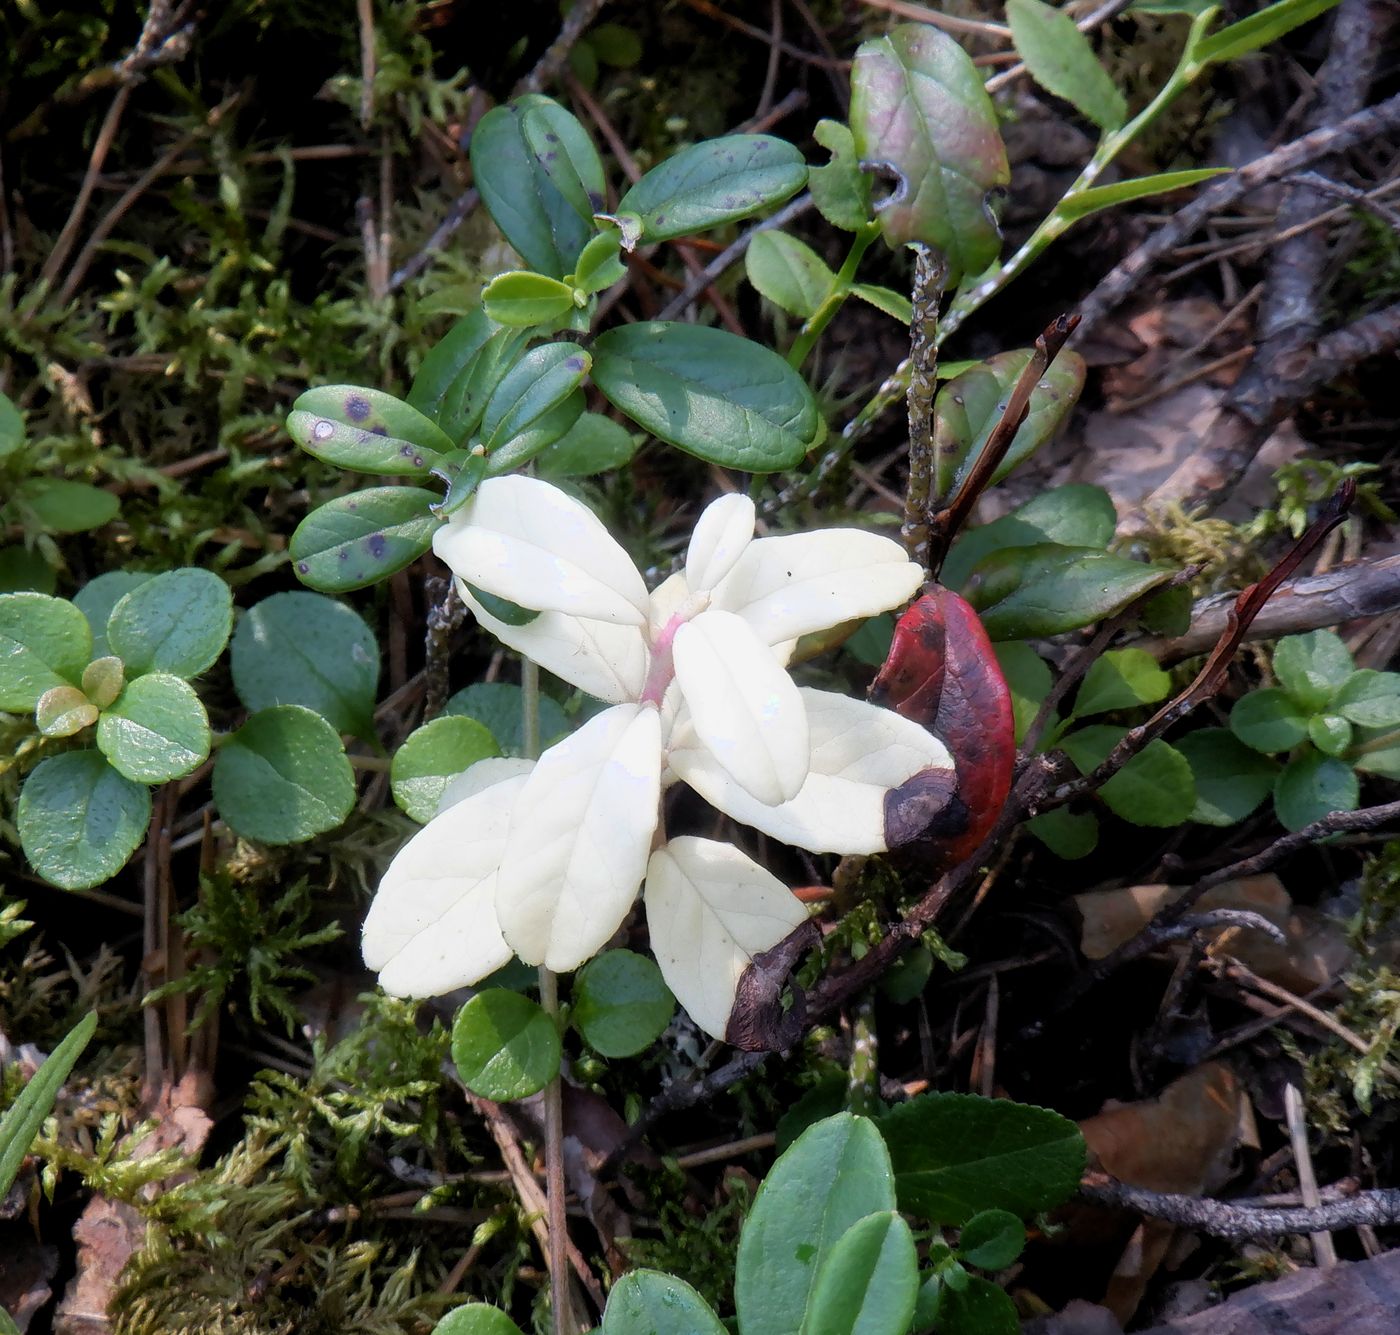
[535,412,638,478]
[849,24,1010,278]
[927,1274,1019,1335]
[1007,0,1127,130]
[481,341,591,471]
[212,704,355,844]
[1309,713,1352,757]
[0,390,23,458]
[570,229,626,294]
[968,544,1173,641]
[957,1209,1026,1271]
[1272,630,1353,712]
[879,1092,1085,1224]
[409,309,530,444]
[942,484,1116,592]
[1055,168,1229,223]
[36,685,98,738]
[809,119,874,231]
[1175,728,1279,826]
[1193,0,1342,66]
[1071,648,1171,718]
[430,1305,525,1335]
[601,1271,726,1335]
[74,571,153,659]
[1027,805,1098,858]
[0,592,91,711]
[1230,687,1310,754]
[107,568,232,680]
[799,1211,918,1335]
[618,134,807,242]
[735,1113,895,1335]
[1333,670,1400,728]
[290,487,442,593]
[81,656,124,710]
[230,591,380,738]
[288,385,451,475]
[746,230,836,319]
[593,322,823,471]
[451,988,561,1101]
[0,1010,97,1197]
[15,479,120,533]
[97,673,210,783]
[481,271,578,328]
[18,751,151,890]
[993,641,1053,743]
[933,348,1086,495]
[573,949,675,1057]
[470,95,604,278]
[1274,749,1358,831]
[390,715,501,823]
[849,283,914,323]
[444,681,569,757]
[432,448,490,520]
[1060,725,1196,826]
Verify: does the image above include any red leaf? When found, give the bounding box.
[871,586,1015,865]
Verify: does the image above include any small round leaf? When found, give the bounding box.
[1272,630,1353,712]
[0,592,92,711]
[956,1209,1026,1271]
[602,1271,725,1335]
[1333,669,1400,728]
[36,686,98,738]
[107,568,233,679]
[444,682,570,757]
[1174,728,1278,826]
[97,673,211,783]
[1230,688,1309,754]
[81,657,124,710]
[73,571,154,659]
[572,949,675,1057]
[391,715,501,823]
[1309,713,1352,757]
[1274,750,1358,832]
[451,989,561,1102]
[431,1305,526,1335]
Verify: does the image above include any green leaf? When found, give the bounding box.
[1230,688,1310,754]
[993,642,1053,744]
[927,1275,1019,1335]
[74,571,153,659]
[848,283,914,323]
[0,1010,97,1197]
[481,341,591,472]
[590,21,643,67]
[943,484,1116,592]
[97,673,210,783]
[735,1113,895,1335]
[290,487,442,593]
[1007,0,1127,130]
[592,322,824,472]
[1333,670,1400,728]
[465,584,542,627]
[1272,630,1353,712]
[1309,713,1352,757]
[1059,725,1196,826]
[879,1092,1085,1224]
[451,988,561,1101]
[968,545,1174,641]
[957,1209,1026,1271]
[1141,583,1193,637]
[36,685,98,738]
[618,135,807,242]
[1071,648,1171,719]
[849,24,1010,279]
[444,681,569,757]
[470,95,604,278]
[1054,168,1230,223]
[390,715,501,823]
[846,613,896,668]
[106,568,232,680]
[0,592,91,711]
[0,390,23,458]
[430,1305,526,1335]
[230,591,380,738]
[601,1271,726,1335]
[809,119,874,232]
[933,349,1086,496]
[409,309,529,442]
[18,751,151,890]
[288,385,451,476]
[535,412,638,479]
[800,1211,918,1335]
[1193,0,1342,66]
[570,229,626,294]
[746,230,836,319]
[1274,749,1358,832]
[573,949,675,1057]
[432,449,490,518]
[481,271,579,328]
[212,705,355,844]
[0,546,57,595]
[1026,806,1098,858]
[15,479,120,533]
[1354,727,1400,780]
[1174,728,1279,826]
[81,656,124,710]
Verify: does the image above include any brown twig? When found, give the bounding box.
[516,0,610,96]
[901,245,946,572]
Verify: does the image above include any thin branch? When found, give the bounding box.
[516,0,610,96]
[901,245,946,572]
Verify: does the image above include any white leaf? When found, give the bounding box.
[685,493,755,593]
[435,474,649,625]
[670,688,952,854]
[673,609,809,805]
[437,756,535,815]
[496,703,662,970]
[645,836,809,1040]
[711,529,922,644]
[459,581,647,704]
[363,773,528,996]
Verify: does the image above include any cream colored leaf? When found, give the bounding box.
[673,609,809,805]
[496,703,662,970]
[437,757,535,815]
[363,773,528,996]
[435,474,649,625]
[647,570,691,641]
[670,688,951,854]
[645,837,809,1040]
[685,493,755,594]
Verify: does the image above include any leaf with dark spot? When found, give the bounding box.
[726,919,820,1052]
